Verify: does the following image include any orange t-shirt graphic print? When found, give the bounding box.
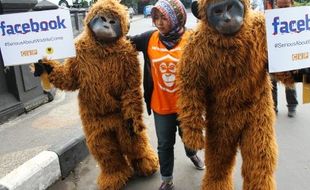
[147,31,190,115]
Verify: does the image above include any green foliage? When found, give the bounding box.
[294,0,310,6]
[81,0,89,7]
[121,0,139,7]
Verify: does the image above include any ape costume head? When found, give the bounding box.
[192,0,251,36]
[83,0,130,44]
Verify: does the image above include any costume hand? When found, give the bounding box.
[132,119,146,134]
[127,118,135,136]
[182,127,205,150]
[127,118,146,136]
[33,60,53,77]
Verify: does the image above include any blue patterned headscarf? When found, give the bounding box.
[151,0,187,30]
[151,0,187,49]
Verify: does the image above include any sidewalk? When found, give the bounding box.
[0,91,88,190]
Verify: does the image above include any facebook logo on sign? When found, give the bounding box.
[272,14,310,35]
[0,16,66,36]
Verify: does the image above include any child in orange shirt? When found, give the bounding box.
[129,0,204,189]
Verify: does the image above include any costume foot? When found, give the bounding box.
[132,154,159,176]
[201,178,233,190]
[97,168,133,190]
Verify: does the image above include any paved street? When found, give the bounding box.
[48,13,310,190]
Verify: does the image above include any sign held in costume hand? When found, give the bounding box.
[265,6,310,73]
[0,9,76,66]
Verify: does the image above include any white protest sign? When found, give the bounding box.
[0,9,76,66]
[265,6,310,73]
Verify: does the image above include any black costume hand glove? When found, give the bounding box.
[33,60,53,77]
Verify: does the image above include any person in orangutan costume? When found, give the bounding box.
[33,0,158,189]
[177,0,294,189]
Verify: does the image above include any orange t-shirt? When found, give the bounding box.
[148,30,190,115]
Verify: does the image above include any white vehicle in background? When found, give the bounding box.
[57,0,73,7]
[39,0,94,8]
[39,0,74,8]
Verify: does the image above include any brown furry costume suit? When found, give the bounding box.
[176,0,293,189]
[38,0,158,189]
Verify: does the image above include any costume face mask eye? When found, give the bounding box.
[88,14,122,43]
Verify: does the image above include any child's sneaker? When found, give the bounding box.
[159,181,174,190]
[288,109,296,118]
[190,154,205,170]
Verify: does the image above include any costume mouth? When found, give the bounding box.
[164,81,175,87]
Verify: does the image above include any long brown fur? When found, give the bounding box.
[176,1,287,189]
[41,0,158,189]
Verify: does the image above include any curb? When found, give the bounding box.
[50,134,89,179]
[0,184,8,190]
[0,134,89,190]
